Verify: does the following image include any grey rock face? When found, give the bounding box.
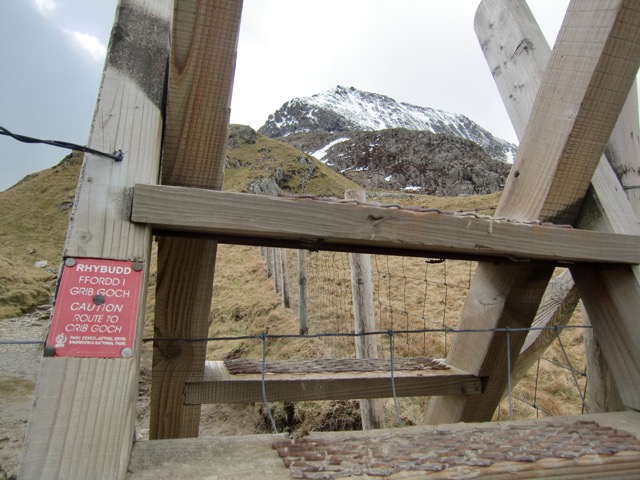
[258,86,513,195]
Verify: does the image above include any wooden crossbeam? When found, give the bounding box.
[131,184,640,264]
[19,1,171,478]
[183,360,482,404]
[149,0,243,440]
[426,0,640,424]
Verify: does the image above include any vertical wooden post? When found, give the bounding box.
[273,248,281,293]
[265,247,273,278]
[346,189,385,430]
[297,249,309,334]
[281,248,291,308]
[20,1,171,478]
[149,0,243,439]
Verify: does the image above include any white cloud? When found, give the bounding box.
[64,30,107,62]
[33,0,57,15]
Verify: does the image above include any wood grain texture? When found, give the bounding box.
[476,0,640,413]
[346,190,385,430]
[474,0,626,406]
[572,264,640,410]
[185,361,481,404]
[63,1,169,261]
[607,83,640,215]
[511,269,579,386]
[131,184,640,264]
[149,0,243,440]
[127,412,640,480]
[23,359,139,479]
[20,1,170,478]
[297,250,308,335]
[496,0,640,225]
[480,0,640,399]
[426,0,640,424]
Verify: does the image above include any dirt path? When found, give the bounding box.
[0,311,49,479]
[0,312,261,479]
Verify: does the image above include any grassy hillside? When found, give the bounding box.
[0,152,81,317]
[224,125,359,195]
[0,127,499,319]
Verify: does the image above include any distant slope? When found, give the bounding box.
[0,125,502,319]
[284,129,510,196]
[224,125,359,196]
[0,127,356,318]
[0,152,81,317]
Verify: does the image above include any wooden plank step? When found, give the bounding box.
[127,412,640,479]
[183,358,482,404]
[131,184,640,265]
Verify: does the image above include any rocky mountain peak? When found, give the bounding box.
[258,86,516,164]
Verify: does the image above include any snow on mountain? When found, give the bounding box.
[259,85,516,164]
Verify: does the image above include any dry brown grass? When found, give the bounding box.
[0,144,588,435]
[204,239,588,431]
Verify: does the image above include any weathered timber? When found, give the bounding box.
[297,250,308,335]
[272,248,281,292]
[572,264,640,410]
[475,0,630,407]
[149,0,243,440]
[265,247,273,278]
[127,412,640,480]
[20,1,171,478]
[426,0,640,424]
[346,190,385,430]
[607,82,640,216]
[184,360,481,404]
[496,0,640,225]
[131,184,640,264]
[511,270,579,386]
[578,85,640,412]
[280,248,290,308]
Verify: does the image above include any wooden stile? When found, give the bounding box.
[19,0,640,476]
[471,0,585,399]
[20,1,172,478]
[131,184,640,265]
[148,0,243,440]
[475,0,640,412]
[426,0,640,424]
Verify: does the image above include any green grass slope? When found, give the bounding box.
[0,127,500,319]
[0,152,81,317]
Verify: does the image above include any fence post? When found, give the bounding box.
[281,248,290,308]
[265,247,273,278]
[298,249,308,334]
[346,189,385,429]
[272,248,281,293]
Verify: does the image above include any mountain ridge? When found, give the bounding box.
[259,85,516,164]
[259,86,512,196]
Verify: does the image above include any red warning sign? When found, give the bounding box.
[45,258,144,358]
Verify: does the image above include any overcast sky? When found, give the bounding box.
[0,0,571,192]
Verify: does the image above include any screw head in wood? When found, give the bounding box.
[65,257,77,267]
[120,347,134,358]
